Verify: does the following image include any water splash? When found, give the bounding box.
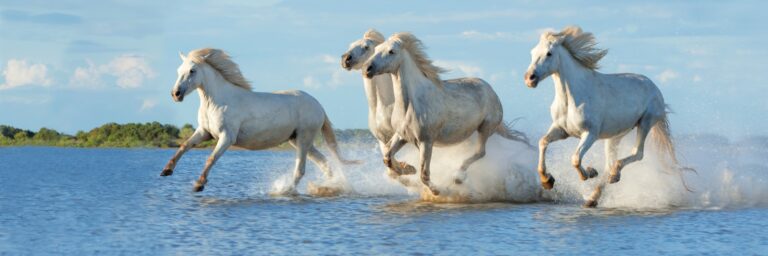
[270,133,768,209]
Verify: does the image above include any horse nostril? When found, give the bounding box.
[528,74,537,80]
[366,65,373,73]
[173,90,181,97]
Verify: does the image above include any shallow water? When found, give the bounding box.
[0,146,766,255]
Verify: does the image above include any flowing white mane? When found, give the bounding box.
[187,48,252,90]
[363,29,385,43]
[390,32,447,87]
[544,26,608,70]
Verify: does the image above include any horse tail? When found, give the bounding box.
[650,106,695,192]
[321,115,362,165]
[495,118,533,148]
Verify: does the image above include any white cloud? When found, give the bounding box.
[140,99,157,111]
[303,76,321,89]
[0,59,52,90]
[692,74,702,82]
[108,55,155,88]
[301,54,357,89]
[461,30,510,40]
[433,60,484,77]
[69,55,155,89]
[657,69,679,83]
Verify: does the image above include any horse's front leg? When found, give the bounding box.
[417,140,439,196]
[572,131,599,181]
[193,133,234,192]
[538,126,567,190]
[161,129,211,176]
[584,136,622,208]
[383,134,416,176]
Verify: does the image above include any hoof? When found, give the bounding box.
[160,169,173,176]
[429,186,440,196]
[454,172,467,185]
[583,199,598,208]
[399,162,417,175]
[608,173,621,184]
[541,175,555,190]
[585,167,598,179]
[192,183,205,192]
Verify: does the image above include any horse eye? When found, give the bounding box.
[389,50,395,55]
[363,46,369,50]
[546,52,552,57]
[190,69,196,74]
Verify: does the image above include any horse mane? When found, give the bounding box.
[545,26,608,70]
[390,32,447,87]
[363,29,385,43]
[187,48,252,90]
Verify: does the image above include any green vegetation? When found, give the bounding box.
[0,123,373,149]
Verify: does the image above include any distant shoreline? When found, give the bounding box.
[0,123,374,149]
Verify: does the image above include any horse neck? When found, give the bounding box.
[392,52,437,111]
[197,67,247,107]
[363,74,394,110]
[551,51,596,101]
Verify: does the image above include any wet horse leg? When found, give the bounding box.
[161,129,211,176]
[609,118,653,184]
[193,133,233,192]
[584,136,622,207]
[571,131,599,181]
[537,125,567,190]
[454,128,492,184]
[417,140,439,196]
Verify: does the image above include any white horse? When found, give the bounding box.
[160,48,357,193]
[341,29,419,182]
[524,26,685,207]
[364,32,530,195]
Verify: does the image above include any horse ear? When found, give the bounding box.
[179,51,186,61]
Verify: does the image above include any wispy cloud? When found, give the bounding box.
[0,59,52,90]
[434,60,484,77]
[140,99,157,111]
[300,54,356,89]
[657,69,679,83]
[69,55,155,89]
[0,9,82,25]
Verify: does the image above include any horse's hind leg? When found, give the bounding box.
[538,125,567,190]
[572,131,599,181]
[454,126,493,185]
[609,117,654,184]
[307,146,332,179]
[286,139,310,192]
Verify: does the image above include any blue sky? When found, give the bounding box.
[0,1,766,138]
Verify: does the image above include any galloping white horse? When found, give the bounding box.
[341,29,418,182]
[160,48,357,193]
[364,32,529,195]
[524,26,684,207]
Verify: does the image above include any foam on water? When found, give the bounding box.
[271,133,768,209]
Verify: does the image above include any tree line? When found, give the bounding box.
[0,123,373,148]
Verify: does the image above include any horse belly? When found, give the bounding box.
[234,123,295,150]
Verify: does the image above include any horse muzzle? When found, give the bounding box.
[524,72,539,88]
[341,54,352,70]
[364,64,375,78]
[172,89,184,102]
